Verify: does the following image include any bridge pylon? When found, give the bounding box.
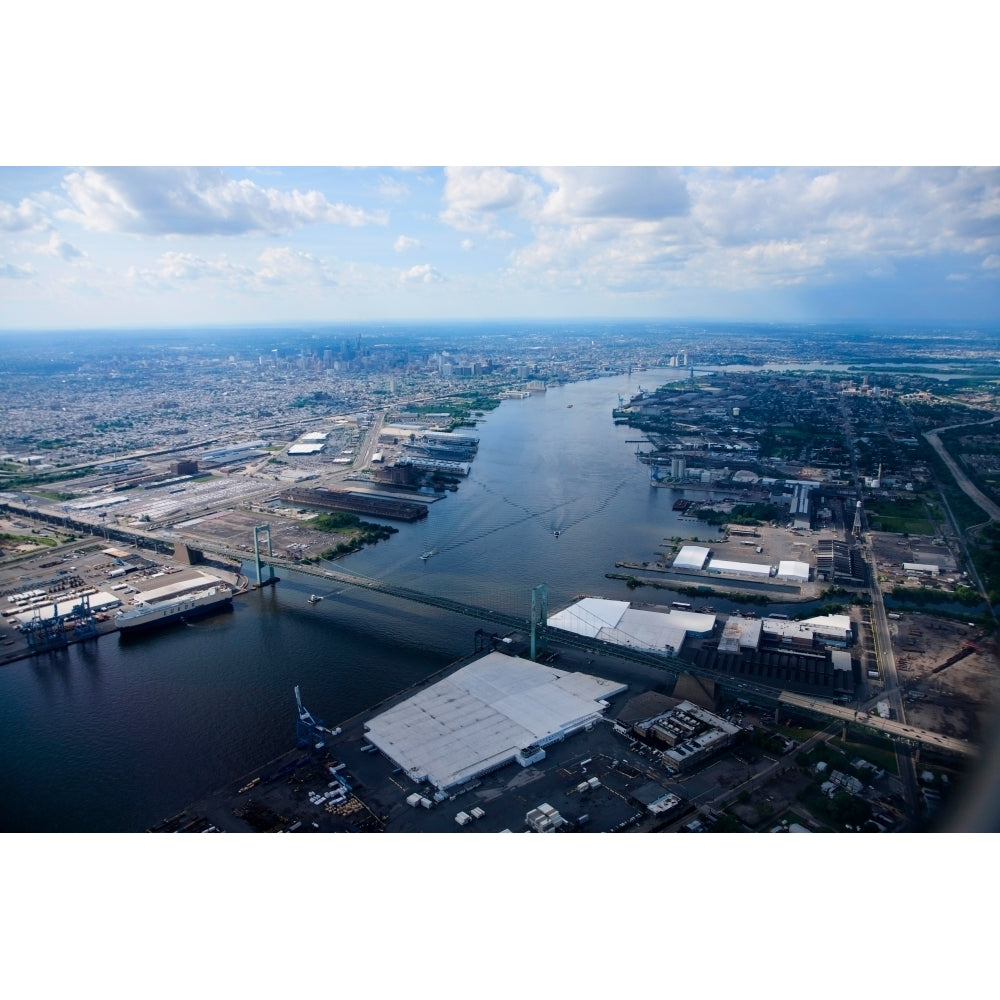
[253,525,275,587]
[530,583,548,661]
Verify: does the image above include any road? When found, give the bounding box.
[922,415,1000,523]
[777,692,975,758]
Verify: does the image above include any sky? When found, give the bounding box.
[3,165,999,330]
[2,4,998,333]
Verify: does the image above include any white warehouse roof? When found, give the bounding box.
[15,591,121,624]
[777,560,810,582]
[707,558,772,577]
[548,597,714,654]
[363,652,627,792]
[673,545,711,571]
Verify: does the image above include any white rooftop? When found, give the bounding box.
[803,613,852,634]
[133,571,224,604]
[548,597,714,654]
[364,652,627,792]
[673,545,711,571]
[777,560,810,581]
[15,591,121,624]
[707,558,772,577]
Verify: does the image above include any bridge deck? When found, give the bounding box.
[186,537,975,760]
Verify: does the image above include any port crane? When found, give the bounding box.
[294,685,341,748]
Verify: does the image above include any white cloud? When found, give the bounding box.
[399,263,443,284]
[0,260,35,279]
[57,167,389,235]
[983,254,1000,270]
[254,247,335,287]
[440,166,540,232]
[128,246,335,291]
[460,238,474,251]
[0,197,48,232]
[37,232,85,261]
[394,234,422,252]
[378,176,411,201]
[501,166,1000,296]
[537,167,690,222]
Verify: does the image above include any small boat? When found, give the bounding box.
[554,530,560,538]
[308,594,322,605]
[420,550,435,561]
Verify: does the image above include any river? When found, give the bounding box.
[0,367,737,832]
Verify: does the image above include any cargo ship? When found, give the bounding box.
[114,585,233,633]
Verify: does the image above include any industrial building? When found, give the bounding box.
[902,562,939,576]
[831,649,854,695]
[200,440,268,465]
[672,545,711,572]
[362,652,628,793]
[631,700,741,772]
[760,613,853,649]
[815,538,862,583]
[280,486,428,521]
[706,557,773,579]
[13,590,121,626]
[790,483,813,529]
[547,597,715,657]
[394,455,470,476]
[718,615,763,653]
[776,560,810,582]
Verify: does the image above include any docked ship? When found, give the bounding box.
[114,585,233,633]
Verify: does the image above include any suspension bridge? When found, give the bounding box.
[179,526,976,758]
[181,525,741,683]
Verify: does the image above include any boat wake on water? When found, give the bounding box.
[425,497,572,558]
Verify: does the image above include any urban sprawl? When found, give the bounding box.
[2,321,999,833]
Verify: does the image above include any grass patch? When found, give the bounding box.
[829,732,900,776]
[865,497,936,535]
[308,510,398,548]
[0,532,58,547]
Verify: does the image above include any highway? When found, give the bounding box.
[856,513,921,808]
[777,692,975,758]
[922,415,1000,523]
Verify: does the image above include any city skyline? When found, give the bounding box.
[3,166,999,331]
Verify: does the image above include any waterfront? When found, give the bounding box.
[0,368,728,832]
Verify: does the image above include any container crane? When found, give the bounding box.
[294,685,341,748]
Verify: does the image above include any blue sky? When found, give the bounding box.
[2,165,999,329]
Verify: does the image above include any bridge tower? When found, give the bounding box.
[253,525,276,587]
[530,583,548,661]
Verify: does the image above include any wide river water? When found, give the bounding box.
[0,368,743,832]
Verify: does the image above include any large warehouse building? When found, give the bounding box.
[547,597,715,656]
[672,545,711,572]
[363,652,627,793]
